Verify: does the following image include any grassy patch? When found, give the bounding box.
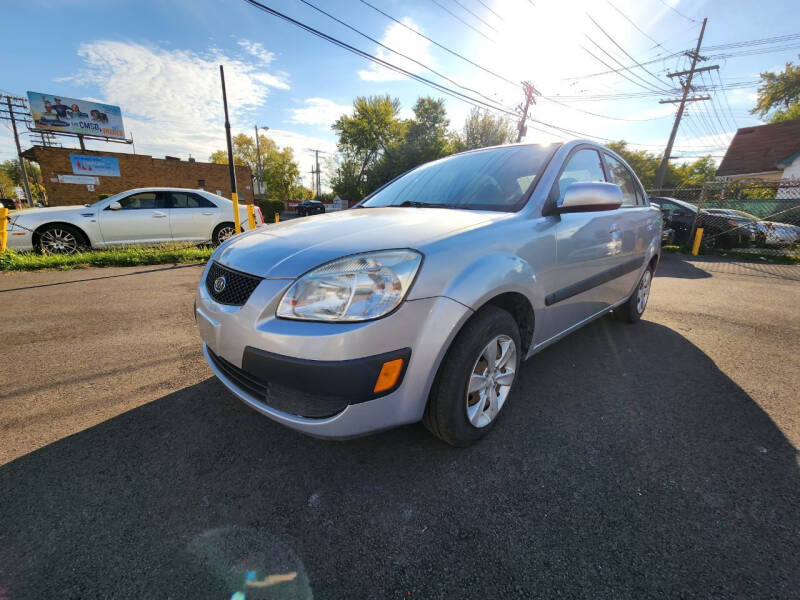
[0,245,213,272]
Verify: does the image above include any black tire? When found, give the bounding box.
[423,305,521,447]
[212,222,236,246]
[613,265,653,323]
[34,224,88,254]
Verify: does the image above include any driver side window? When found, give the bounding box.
[552,149,606,204]
[117,192,162,210]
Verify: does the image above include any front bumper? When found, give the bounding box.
[196,265,472,439]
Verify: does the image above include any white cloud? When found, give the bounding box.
[288,98,351,127]
[58,40,289,160]
[237,39,275,64]
[358,18,434,82]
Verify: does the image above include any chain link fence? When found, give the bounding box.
[648,179,800,257]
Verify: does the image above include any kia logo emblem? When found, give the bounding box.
[213,276,227,293]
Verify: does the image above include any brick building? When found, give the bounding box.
[24,146,253,206]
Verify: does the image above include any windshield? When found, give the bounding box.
[361,144,558,212]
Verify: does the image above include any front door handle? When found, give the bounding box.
[609,224,620,233]
[202,211,214,215]
[153,211,167,218]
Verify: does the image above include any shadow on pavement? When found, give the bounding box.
[2,318,798,599]
[654,253,712,279]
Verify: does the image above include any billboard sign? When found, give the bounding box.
[69,154,120,177]
[27,91,125,139]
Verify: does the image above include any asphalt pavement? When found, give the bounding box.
[1,254,799,599]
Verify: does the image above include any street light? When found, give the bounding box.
[254,125,269,198]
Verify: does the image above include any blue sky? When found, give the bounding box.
[2,0,799,187]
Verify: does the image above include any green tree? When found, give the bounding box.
[751,61,800,123]
[606,141,716,189]
[365,97,455,192]
[331,95,403,201]
[210,133,299,201]
[457,107,516,151]
[0,159,45,200]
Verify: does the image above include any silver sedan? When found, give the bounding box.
[195,140,661,445]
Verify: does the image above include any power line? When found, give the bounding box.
[451,0,498,33]
[714,68,739,129]
[605,1,674,55]
[476,0,503,21]
[429,0,495,42]
[296,0,506,108]
[581,42,668,94]
[703,32,800,51]
[358,0,517,88]
[587,14,672,91]
[657,0,697,23]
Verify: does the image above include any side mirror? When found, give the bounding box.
[554,182,622,214]
[108,201,122,211]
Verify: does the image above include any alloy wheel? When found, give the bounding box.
[637,269,652,314]
[217,226,236,243]
[40,229,79,254]
[465,334,517,428]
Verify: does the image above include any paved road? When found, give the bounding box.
[1,255,799,599]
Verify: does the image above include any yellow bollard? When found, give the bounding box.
[231,192,241,234]
[691,227,704,256]
[0,207,8,253]
[274,213,280,223]
[246,204,256,230]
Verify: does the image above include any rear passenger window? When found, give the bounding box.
[170,192,216,208]
[553,149,606,203]
[604,154,639,207]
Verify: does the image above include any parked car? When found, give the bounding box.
[296,199,325,216]
[5,188,263,254]
[705,208,800,246]
[196,141,661,445]
[651,196,764,249]
[1,198,19,211]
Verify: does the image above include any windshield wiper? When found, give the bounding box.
[396,200,456,208]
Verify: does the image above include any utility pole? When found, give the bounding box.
[315,149,321,198]
[254,124,264,198]
[1,95,34,207]
[306,148,328,197]
[308,167,317,198]
[654,17,716,189]
[219,65,241,234]
[516,81,539,143]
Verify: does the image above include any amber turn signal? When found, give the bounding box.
[373,358,404,393]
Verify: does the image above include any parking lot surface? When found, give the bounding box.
[1,254,799,599]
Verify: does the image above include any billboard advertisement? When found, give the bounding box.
[69,154,120,177]
[27,91,126,140]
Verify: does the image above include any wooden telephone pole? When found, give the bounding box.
[516,81,539,143]
[654,18,717,189]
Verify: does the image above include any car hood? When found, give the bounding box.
[215,207,507,278]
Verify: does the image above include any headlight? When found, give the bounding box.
[277,250,422,322]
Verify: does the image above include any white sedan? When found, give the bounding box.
[6,187,263,253]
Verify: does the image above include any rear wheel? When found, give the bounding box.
[35,224,87,254]
[614,266,653,323]
[423,306,521,446]
[212,222,236,246]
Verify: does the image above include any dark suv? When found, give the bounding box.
[296,199,325,217]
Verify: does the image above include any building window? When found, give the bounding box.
[197,179,205,190]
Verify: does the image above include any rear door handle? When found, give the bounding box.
[153,211,167,218]
[202,212,214,215]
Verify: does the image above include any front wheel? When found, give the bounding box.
[212,223,236,246]
[35,224,87,254]
[614,265,653,323]
[423,306,521,446]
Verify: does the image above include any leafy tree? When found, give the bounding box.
[606,141,717,189]
[1,159,45,200]
[331,95,403,201]
[210,133,299,201]
[0,169,15,198]
[751,61,800,123]
[365,97,454,192]
[456,107,516,151]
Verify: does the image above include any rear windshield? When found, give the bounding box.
[361,144,558,212]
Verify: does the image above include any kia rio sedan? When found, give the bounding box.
[196,141,661,446]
